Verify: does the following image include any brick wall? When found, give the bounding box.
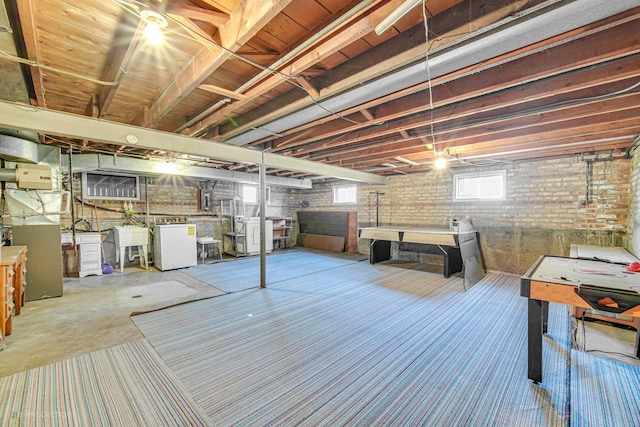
[295,156,630,273]
[61,176,298,266]
[56,154,630,274]
[627,147,640,257]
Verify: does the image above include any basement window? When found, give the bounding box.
[242,184,270,204]
[242,185,257,203]
[454,170,506,201]
[333,184,357,204]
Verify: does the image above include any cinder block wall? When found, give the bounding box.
[296,156,630,274]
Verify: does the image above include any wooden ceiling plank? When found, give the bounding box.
[145,0,293,127]
[197,0,235,15]
[263,18,640,153]
[277,51,640,157]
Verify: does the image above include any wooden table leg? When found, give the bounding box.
[528,298,543,383]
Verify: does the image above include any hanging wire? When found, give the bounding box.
[421,0,437,157]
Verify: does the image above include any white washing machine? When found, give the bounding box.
[154,224,197,270]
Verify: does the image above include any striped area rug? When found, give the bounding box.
[570,350,640,426]
[134,260,571,426]
[0,339,211,426]
[183,250,367,293]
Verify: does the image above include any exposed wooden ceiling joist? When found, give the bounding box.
[0,0,637,179]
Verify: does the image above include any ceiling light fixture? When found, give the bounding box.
[140,10,167,44]
[434,153,447,169]
[375,0,422,35]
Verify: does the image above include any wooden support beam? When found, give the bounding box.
[198,84,246,100]
[97,15,145,118]
[14,0,44,107]
[267,20,640,156]
[294,77,320,99]
[167,4,229,26]
[360,109,375,121]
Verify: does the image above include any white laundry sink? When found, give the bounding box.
[114,226,148,247]
[113,226,149,272]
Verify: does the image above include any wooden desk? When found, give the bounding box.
[1,246,28,316]
[521,255,640,383]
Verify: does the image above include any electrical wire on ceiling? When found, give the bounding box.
[0,49,120,87]
[421,0,437,153]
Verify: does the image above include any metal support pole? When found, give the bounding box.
[68,149,76,242]
[370,191,385,226]
[259,154,267,288]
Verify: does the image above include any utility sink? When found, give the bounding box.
[114,226,148,247]
[113,226,149,272]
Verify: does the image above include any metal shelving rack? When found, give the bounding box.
[220,198,247,257]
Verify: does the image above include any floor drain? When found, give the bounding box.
[132,295,142,298]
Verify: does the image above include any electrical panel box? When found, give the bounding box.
[199,188,213,211]
[16,163,53,190]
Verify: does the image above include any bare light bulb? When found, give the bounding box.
[434,155,447,169]
[144,21,163,44]
[140,10,167,45]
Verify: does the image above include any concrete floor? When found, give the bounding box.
[0,263,224,377]
[0,258,638,378]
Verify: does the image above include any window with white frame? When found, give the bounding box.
[242,185,258,203]
[242,184,270,204]
[333,184,357,204]
[454,170,506,201]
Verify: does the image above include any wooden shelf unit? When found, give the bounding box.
[270,217,292,248]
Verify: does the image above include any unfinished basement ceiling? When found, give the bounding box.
[0,0,638,179]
